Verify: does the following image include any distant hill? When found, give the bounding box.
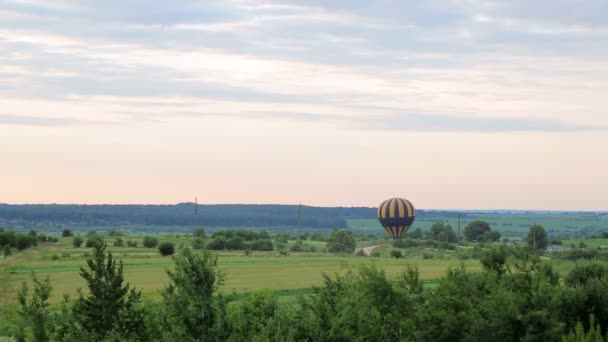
[0,203,376,231]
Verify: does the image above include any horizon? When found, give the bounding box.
[1,201,606,213]
[2,1,607,211]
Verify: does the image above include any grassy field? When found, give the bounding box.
[0,236,484,332]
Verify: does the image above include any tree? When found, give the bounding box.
[326,229,356,253]
[480,246,508,277]
[161,248,225,340]
[72,241,147,341]
[159,242,175,256]
[527,225,548,250]
[193,228,206,238]
[18,273,53,342]
[390,249,403,259]
[61,229,73,237]
[428,221,457,243]
[113,238,124,247]
[464,220,491,241]
[482,230,501,243]
[72,236,84,248]
[143,236,159,248]
[192,238,204,250]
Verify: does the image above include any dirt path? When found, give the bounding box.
[355,245,378,256]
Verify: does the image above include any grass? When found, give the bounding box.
[0,234,588,334]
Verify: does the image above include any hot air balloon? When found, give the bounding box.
[377,198,416,239]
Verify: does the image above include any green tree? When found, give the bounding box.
[193,228,206,238]
[61,229,73,237]
[18,273,53,342]
[480,246,508,277]
[158,242,175,256]
[143,236,159,248]
[113,238,124,247]
[72,241,147,341]
[428,221,457,243]
[326,229,356,253]
[527,225,548,250]
[463,220,491,241]
[390,249,403,259]
[160,248,225,340]
[72,236,84,248]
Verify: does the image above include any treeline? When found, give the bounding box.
[12,243,608,341]
[0,228,58,256]
[0,204,369,230]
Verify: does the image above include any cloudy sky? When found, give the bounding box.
[1,0,607,210]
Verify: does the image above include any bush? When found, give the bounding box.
[143,236,159,248]
[207,237,226,250]
[193,228,206,238]
[86,236,103,248]
[113,238,124,247]
[126,240,137,248]
[390,249,403,259]
[250,239,273,251]
[158,242,175,256]
[192,238,204,250]
[422,252,434,259]
[73,236,84,248]
[61,229,73,237]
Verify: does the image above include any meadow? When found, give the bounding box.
[0,235,481,332]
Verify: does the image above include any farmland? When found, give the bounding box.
[0,235,479,332]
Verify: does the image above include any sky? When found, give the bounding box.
[1,0,607,210]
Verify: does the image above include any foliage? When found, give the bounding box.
[71,241,148,341]
[390,249,403,259]
[113,238,124,247]
[428,221,458,243]
[158,242,175,256]
[143,236,159,248]
[17,274,53,342]
[72,236,84,248]
[326,229,356,253]
[527,224,549,250]
[126,240,138,248]
[192,237,203,250]
[463,220,489,241]
[61,229,73,237]
[193,228,205,238]
[159,248,225,340]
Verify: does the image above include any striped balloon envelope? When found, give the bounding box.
[377,198,416,239]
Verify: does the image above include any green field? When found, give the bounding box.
[0,236,484,331]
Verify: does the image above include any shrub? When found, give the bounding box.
[73,236,84,248]
[126,240,137,248]
[86,236,103,248]
[192,238,204,250]
[50,253,60,261]
[158,242,175,256]
[143,236,159,248]
[250,239,273,251]
[371,250,381,257]
[390,250,403,259]
[422,252,434,259]
[62,229,74,237]
[113,238,124,247]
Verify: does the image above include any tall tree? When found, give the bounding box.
[463,220,491,241]
[72,241,147,341]
[161,248,225,341]
[527,225,548,250]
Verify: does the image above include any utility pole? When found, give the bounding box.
[457,213,461,249]
[296,203,302,242]
[194,196,199,230]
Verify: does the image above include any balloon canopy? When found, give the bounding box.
[377,198,416,239]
